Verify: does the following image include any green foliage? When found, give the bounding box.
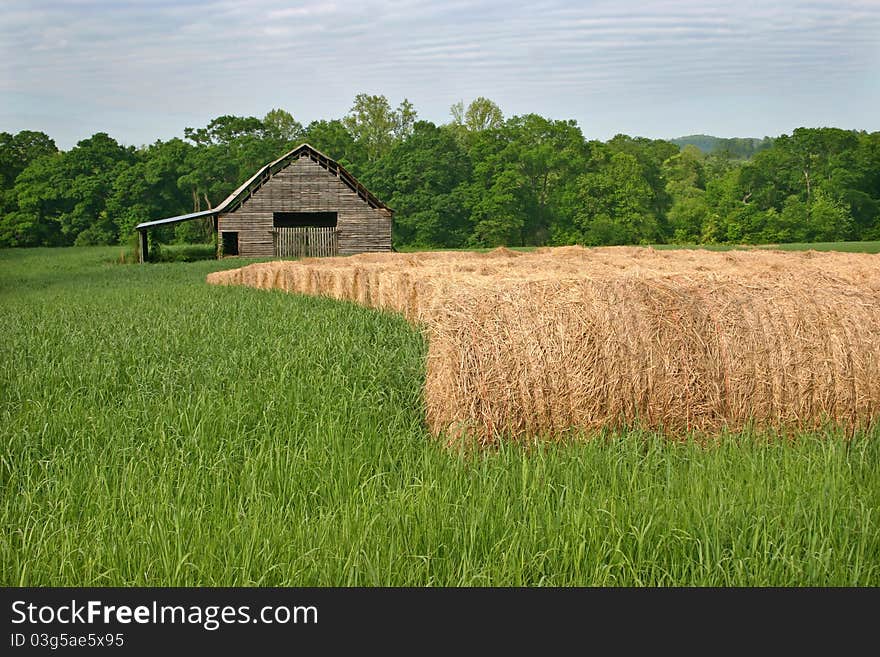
[183,115,265,147]
[363,122,472,248]
[181,114,286,211]
[1,133,134,247]
[697,127,871,244]
[807,190,853,241]
[2,246,878,585]
[671,134,774,158]
[574,147,661,245]
[302,119,366,176]
[342,94,417,161]
[1,97,878,251]
[463,114,589,247]
[151,242,217,262]
[0,130,57,189]
[106,138,196,243]
[449,97,505,146]
[262,108,304,144]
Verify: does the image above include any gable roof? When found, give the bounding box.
[135,143,390,231]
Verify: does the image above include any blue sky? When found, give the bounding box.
[2,0,878,149]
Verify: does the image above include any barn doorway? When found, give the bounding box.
[272,212,339,258]
[221,231,239,256]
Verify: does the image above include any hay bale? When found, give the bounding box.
[425,274,880,445]
[206,247,880,444]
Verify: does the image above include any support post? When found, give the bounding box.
[138,230,148,263]
[214,216,221,259]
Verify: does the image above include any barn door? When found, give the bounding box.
[272,226,339,258]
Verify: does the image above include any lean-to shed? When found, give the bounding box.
[135,143,393,261]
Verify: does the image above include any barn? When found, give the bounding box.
[135,143,393,261]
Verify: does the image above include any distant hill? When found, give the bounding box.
[671,134,774,159]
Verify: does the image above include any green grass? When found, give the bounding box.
[152,242,217,262]
[397,240,880,254]
[651,240,880,253]
[1,246,878,586]
[756,240,880,253]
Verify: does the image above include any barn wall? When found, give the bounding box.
[217,156,392,258]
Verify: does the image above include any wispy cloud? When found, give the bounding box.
[267,3,339,19]
[1,0,877,147]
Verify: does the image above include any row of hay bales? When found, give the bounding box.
[207,246,880,445]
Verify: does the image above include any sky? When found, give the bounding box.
[2,0,878,150]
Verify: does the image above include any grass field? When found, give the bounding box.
[651,240,880,253]
[397,240,880,254]
[2,245,878,586]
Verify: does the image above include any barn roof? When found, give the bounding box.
[135,143,390,231]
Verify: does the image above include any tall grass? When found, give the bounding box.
[1,246,878,585]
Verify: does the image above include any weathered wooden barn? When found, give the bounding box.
[135,143,392,261]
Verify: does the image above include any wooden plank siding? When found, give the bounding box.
[218,155,392,258]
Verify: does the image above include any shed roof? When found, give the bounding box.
[136,143,390,231]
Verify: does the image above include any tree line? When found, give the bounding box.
[2,94,878,250]
[670,135,774,160]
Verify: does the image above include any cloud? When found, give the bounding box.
[1,0,878,147]
[267,3,338,19]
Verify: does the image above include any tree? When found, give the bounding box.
[451,97,504,133]
[574,149,659,245]
[0,130,58,189]
[363,121,472,248]
[1,133,134,246]
[343,94,417,161]
[450,101,465,127]
[181,114,279,211]
[462,114,588,247]
[697,127,873,244]
[184,115,265,147]
[606,134,678,230]
[263,108,303,144]
[449,97,504,146]
[0,131,60,245]
[1,153,65,246]
[466,97,503,132]
[393,99,417,141]
[807,191,852,241]
[177,144,239,212]
[2,107,876,252]
[58,133,136,244]
[106,138,197,242]
[343,94,397,161]
[663,145,708,242]
[302,120,366,175]
[467,166,525,247]
[777,195,809,242]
